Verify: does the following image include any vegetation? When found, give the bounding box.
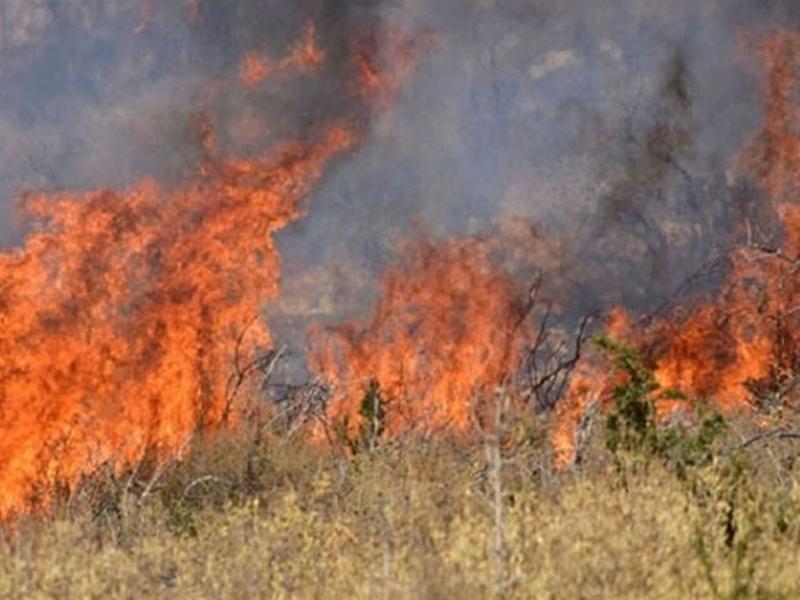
[4,350,800,599]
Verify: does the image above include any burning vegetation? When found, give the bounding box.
[0,119,355,518]
[310,234,530,440]
[554,30,800,465]
[3,4,800,536]
[0,15,445,519]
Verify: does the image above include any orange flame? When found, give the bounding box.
[553,309,630,467]
[0,124,355,519]
[352,28,438,109]
[554,30,800,467]
[310,234,529,440]
[742,30,800,203]
[0,22,364,518]
[239,23,324,89]
[0,20,435,518]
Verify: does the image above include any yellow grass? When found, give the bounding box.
[1,416,799,599]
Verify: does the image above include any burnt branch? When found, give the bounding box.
[523,311,597,412]
[222,316,285,424]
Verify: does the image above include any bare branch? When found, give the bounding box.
[181,475,234,502]
[729,429,800,453]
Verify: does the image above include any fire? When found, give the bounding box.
[352,28,438,109]
[0,22,360,518]
[310,234,530,440]
[239,23,324,89]
[743,30,800,204]
[639,31,800,409]
[554,30,800,467]
[0,20,435,518]
[0,124,354,519]
[553,309,630,467]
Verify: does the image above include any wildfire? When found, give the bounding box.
[0,20,434,518]
[743,30,800,204]
[0,23,357,518]
[352,28,438,109]
[239,23,324,89]
[0,124,354,519]
[11,0,800,518]
[554,30,800,467]
[310,234,530,440]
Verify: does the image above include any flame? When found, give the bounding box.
[239,23,324,89]
[0,124,355,518]
[352,28,438,109]
[644,31,800,409]
[0,23,363,518]
[742,30,800,203]
[0,20,435,518]
[553,309,630,467]
[554,30,800,466]
[310,234,529,439]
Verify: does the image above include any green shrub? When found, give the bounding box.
[595,334,727,477]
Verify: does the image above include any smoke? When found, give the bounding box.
[272,0,796,345]
[2,0,799,361]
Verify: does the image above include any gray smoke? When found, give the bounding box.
[0,0,798,364]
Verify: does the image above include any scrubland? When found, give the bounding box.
[3,396,800,600]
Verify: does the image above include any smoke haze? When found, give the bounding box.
[1,0,799,356]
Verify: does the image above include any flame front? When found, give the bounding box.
[0,18,437,518]
[554,30,800,466]
[0,18,363,518]
[311,235,528,439]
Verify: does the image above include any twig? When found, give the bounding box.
[731,430,800,452]
[181,475,234,501]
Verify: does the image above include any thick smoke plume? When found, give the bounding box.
[2,0,800,515]
[2,1,797,315]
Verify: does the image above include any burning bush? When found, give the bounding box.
[310,234,533,441]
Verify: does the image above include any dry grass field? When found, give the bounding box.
[3,403,800,600]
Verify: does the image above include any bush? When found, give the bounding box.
[596,334,727,478]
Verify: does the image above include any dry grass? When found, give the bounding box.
[2,413,800,599]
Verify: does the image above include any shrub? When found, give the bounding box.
[595,334,727,477]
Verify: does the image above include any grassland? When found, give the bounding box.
[2,402,800,600]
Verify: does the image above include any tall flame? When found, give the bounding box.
[0,21,364,517]
[0,20,434,518]
[554,30,800,467]
[310,234,529,439]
